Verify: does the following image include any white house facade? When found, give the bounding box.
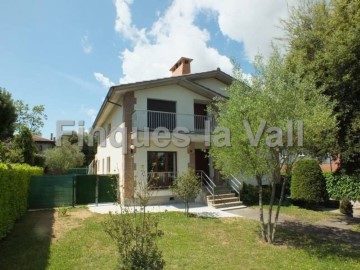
[91,57,242,205]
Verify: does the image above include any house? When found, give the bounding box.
[92,57,240,204]
[32,134,55,153]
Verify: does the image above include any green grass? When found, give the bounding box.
[0,209,359,270]
[252,205,340,223]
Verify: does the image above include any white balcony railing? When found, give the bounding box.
[132,110,214,133]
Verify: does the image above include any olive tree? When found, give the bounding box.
[210,48,336,243]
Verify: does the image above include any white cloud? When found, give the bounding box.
[112,0,296,83]
[93,72,115,89]
[86,108,97,121]
[81,35,93,54]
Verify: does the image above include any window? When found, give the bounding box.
[147,151,177,188]
[147,99,176,130]
[107,123,112,135]
[107,156,111,173]
[102,158,104,173]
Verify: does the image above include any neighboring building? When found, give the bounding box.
[92,57,238,204]
[32,134,55,152]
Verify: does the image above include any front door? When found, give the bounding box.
[195,149,210,177]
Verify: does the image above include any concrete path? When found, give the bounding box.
[88,202,238,218]
[225,207,291,223]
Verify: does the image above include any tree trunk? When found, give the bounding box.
[256,174,267,242]
[272,175,287,242]
[267,179,276,244]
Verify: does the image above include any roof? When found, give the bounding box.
[92,69,234,129]
[32,135,55,143]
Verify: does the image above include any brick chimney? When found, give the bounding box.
[169,57,193,76]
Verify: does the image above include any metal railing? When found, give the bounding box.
[147,171,177,189]
[132,110,214,133]
[229,174,242,201]
[197,170,216,201]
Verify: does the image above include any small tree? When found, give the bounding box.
[44,141,84,174]
[13,126,37,165]
[210,48,336,243]
[103,171,165,270]
[291,158,328,208]
[171,169,201,217]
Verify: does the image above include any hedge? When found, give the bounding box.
[324,173,360,201]
[0,163,43,239]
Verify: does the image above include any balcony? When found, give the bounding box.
[132,110,214,133]
[147,171,177,189]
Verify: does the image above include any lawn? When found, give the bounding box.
[0,208,359,270]
[251,205,341,223]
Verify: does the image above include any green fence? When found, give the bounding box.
[28,174,117,209]
[28,175,74,208]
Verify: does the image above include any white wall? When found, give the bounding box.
[95,104,124,180]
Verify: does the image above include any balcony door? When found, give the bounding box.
[194,103,207,132]
[147,99,176,131]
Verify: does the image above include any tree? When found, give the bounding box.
[0,88,17,140]
[282,0,360,173]
[12,126,37,165]
[210,48,336,243]
[14,100,47,135]
[44,141,84,174]
[170,169,201,217]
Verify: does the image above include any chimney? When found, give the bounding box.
[169,57,193,76]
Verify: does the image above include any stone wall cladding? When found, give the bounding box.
[123,91,136,199]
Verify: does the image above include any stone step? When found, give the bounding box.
[208,196,240,204]
[212,201,244,209]
[206,193,235,200]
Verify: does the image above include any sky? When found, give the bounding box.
[0,0,296,138]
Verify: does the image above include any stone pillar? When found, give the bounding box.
[123,91,136,200]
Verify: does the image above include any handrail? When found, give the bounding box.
[196,170,216,201]
[229,174,242,201]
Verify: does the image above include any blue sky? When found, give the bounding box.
[0,0,293,138]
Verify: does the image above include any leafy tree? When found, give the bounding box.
[14,100,47,135]
[282,0,360,173]
[210,48,336,243]
[44,141,84,174]
[0,88,17,140]
[62,131,97,166]
[290,158,328,207]
[12,126,37,165]
[170,169,201,217]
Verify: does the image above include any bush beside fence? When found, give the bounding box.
[0,163,43,239]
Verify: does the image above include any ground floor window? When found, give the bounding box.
[147,151,177,188]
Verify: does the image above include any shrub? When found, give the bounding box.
[339,199,353,217]
[0,163,43,239]
[170,169,201,216]
[324,174,360,201]
[290,159,328,207]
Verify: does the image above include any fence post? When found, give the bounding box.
[95,175,99,206]
[73,175,76,207]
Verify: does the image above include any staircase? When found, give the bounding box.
[197,170,245,210]
[207,191,244,210]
